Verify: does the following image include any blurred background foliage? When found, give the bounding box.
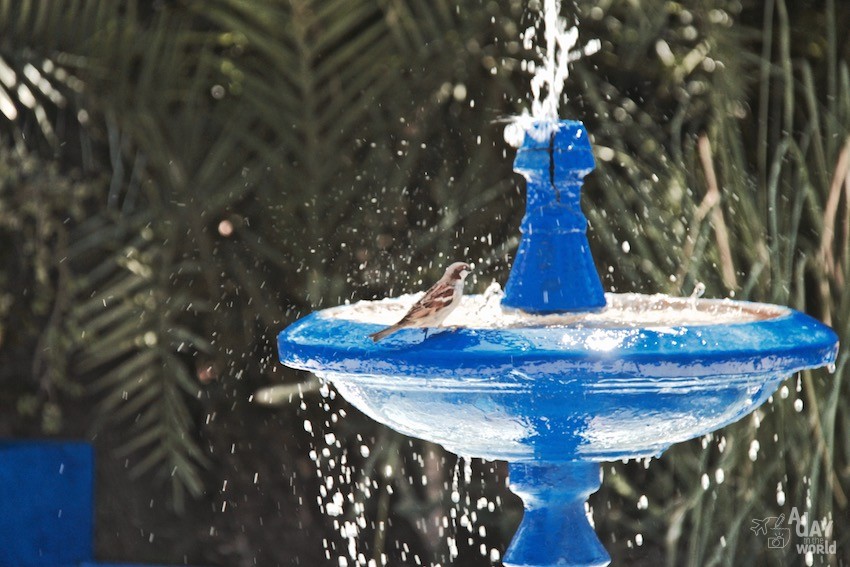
[0,0,848,565]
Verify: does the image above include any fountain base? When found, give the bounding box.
[505,461,609,567]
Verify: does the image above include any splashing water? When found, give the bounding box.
[688,281,706,309]
[299,379,506,566]
[504,0,600,146]
[331,282,785,329]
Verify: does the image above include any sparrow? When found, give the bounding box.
[369,262,472,342]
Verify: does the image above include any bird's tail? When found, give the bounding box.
[370,325,401,342]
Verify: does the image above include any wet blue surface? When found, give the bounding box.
[278,304,837,462]
[503,121,605,313]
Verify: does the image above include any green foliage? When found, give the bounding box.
[0,0,527,517]
[0,146,95,432]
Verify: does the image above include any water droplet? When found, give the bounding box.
[748,439,760,462]
[503,122,525,147]
[452,83,467,101]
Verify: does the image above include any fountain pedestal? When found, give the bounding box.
[506,462,608,567]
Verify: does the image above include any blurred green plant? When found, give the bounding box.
[0,146,95,432]
[0,0,526,528]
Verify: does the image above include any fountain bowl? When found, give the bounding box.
[278,292,837,464]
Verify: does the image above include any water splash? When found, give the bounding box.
[688,281,706,310]
[298,380,505,566]
[505,0,600,146]
[331,283,785,329]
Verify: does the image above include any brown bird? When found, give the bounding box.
[369,262,472,342]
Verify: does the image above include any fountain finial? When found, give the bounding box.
[502,120,605,313]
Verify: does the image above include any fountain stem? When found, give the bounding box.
[505,461,610,567]
[502,120,605,313]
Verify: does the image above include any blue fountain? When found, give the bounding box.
[278,120,837,566]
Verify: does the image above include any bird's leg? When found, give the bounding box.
[423,328,430,339]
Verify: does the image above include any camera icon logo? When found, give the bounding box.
[767,530,790,549]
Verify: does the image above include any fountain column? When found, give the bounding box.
[502,121,605,313]
[503,120,608,566]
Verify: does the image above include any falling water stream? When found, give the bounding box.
[303,386,507,566]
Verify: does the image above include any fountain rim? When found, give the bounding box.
[278,295,838,382]
[321,292,789,329]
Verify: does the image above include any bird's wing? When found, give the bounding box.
[397,281,455,325]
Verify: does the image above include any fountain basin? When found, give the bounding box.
[278,292,837,463]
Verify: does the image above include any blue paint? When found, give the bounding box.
[0,441,187,567]
[503,122,605,313]
[276,119,839,567]
[0,441,93,567]
[506,462,608,567]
